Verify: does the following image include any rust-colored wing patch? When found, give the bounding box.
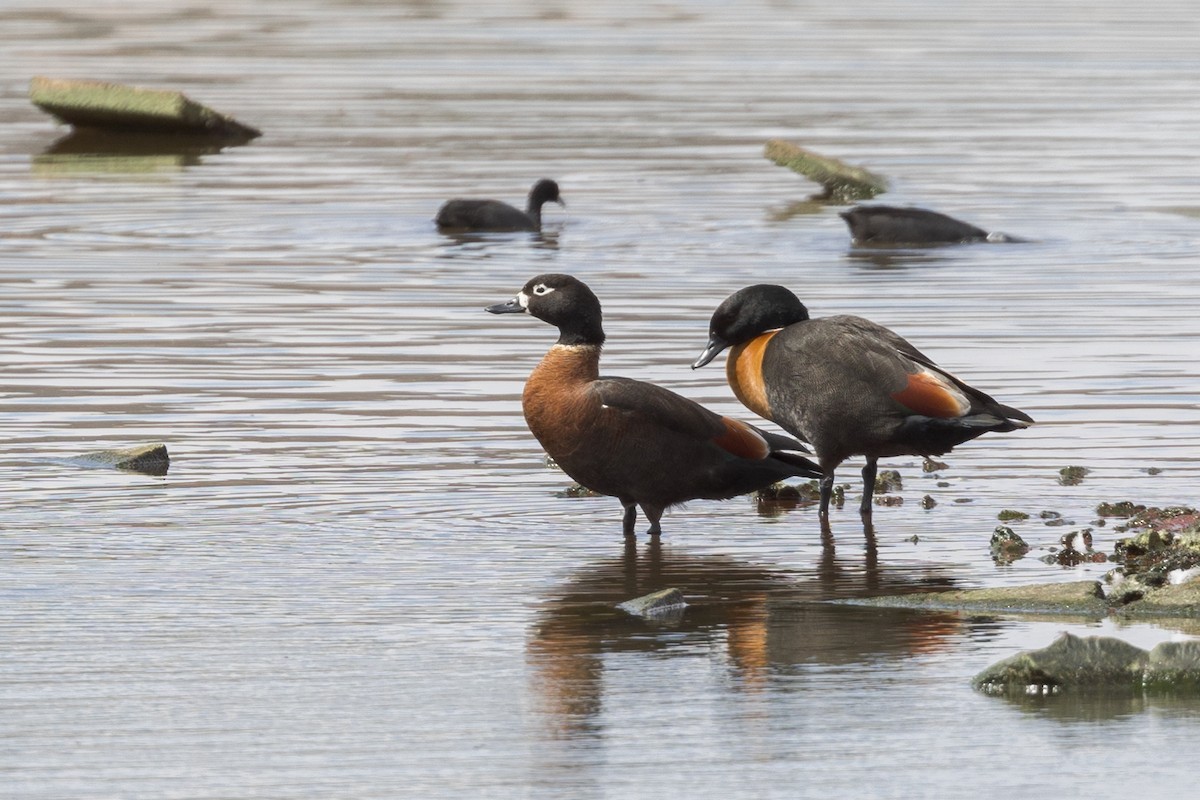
[890,370,970,418]
[713,416,770,460]
[726,330,778,421]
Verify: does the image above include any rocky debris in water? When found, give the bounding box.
[1104,506,1200,613]
[998,509,1030,522]
[1040,510,1070,526]
[1147,467,1163,475]
[1111,506,1200,571]
[922,457,949,473]
[556,483,602,498]
[920,495,937,509]
[1041,529,1107,566]
[972,632,1200,695]
[70,443,170,476]
[874,495,903,507]
[874,469,902,493]
[1058,466,1090,486]
[617,588,687,619]
[763,139,888,202]
[754,480,820,516]
[990,526,1030,564]
[1097,501,1146,519]
[30,77,261,142]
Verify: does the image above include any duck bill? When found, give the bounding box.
[485,297,525,314]
[691,336,730,369]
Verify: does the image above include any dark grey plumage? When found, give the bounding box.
[840,205,995,245]
[436,178,564,232]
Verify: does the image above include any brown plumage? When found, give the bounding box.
[486,274,821,538]
[693,284,1033,516]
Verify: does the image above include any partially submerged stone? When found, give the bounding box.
[851,580,1107,617]
[1117,577,1200,618]
[70,443,170,476]
[973,633,1148,693]
[1058,465,1090,486]
[873,469,902,493]
[763,139,887,202]
[30,77,261,142]
[990,526,1030,564]
[617,588,687,618]
[974,632,1200,694]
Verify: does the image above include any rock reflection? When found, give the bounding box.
[528,533,961,737]
[33,129,232,175]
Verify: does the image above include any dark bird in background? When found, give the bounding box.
[840,204,1020,245]
[487,273,821,538]
[437,178,564,232]
[693,283,1033,517]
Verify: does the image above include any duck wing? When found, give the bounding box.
[591,377,812,458]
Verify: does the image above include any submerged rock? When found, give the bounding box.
[763,139,887,202]
[974,632,1200,694]
[850,580,1107,617]
[617,588,687,619]
[70,442,170,476]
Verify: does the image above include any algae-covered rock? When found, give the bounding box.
[990,526,1030,564]
[1144,640,1200,691]
[1058,466,1090,486]
[754,480,821,517]
[763,139,887,202]
[850,580,1107,617]
[1118,577,1200,618]
[1111,506,1200,586]
[975,634,1200,695]
[1097,501,1145,519]
[617,588,687,618]
[973,633,1148,694]
[70,442,170,476]
[998,509,1029,522]
[874,469,902,493]
[30,76,261,142]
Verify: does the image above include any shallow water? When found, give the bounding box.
[2,1,1199,797]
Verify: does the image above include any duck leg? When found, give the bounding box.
[818,472,836,517]
[860,457,878,515]
[621,500,638,539]
[642,504,664,538]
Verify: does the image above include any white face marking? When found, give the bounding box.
[517,291,530,309]
[531,283,555,296]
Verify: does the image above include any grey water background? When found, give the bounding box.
[2,1,1199,797]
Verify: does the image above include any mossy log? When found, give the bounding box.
[764,139,887,201]
[71,443,170,476]
[30,77,261,142]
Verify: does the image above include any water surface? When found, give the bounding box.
[2,1,1199,798]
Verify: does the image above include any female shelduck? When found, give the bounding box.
[487,274,821,538]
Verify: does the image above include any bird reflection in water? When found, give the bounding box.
[526,519,962,739]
